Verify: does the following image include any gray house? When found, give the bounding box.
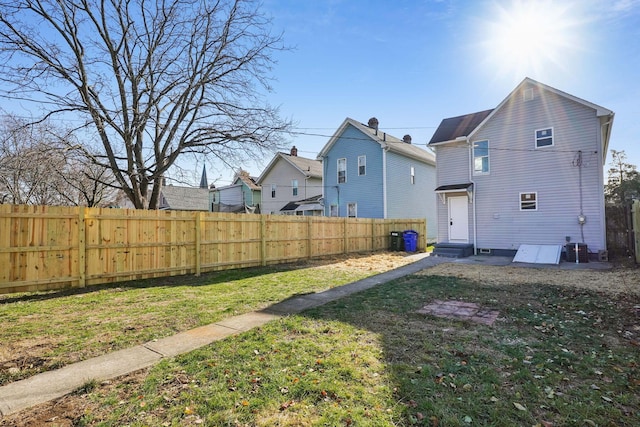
[428,77,614,259]
[257,147,323,215]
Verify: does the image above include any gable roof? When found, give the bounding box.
[257,152,322,184]
[159,186,209,211]
[317,118,436,166]
[233,170,261,191]
[428,109,493,145]
[428,78,614,159]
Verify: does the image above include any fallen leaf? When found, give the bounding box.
[601,396,613,403]
[583,420,596,426]
[513,402,527,411]
[463,415,472,423]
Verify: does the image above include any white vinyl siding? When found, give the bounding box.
[470,84,605,251]
[473,140,489,174]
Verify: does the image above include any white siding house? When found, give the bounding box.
[256,147,323,215]
[428,78,614,259]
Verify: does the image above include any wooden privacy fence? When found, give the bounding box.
[605,200,640,262]
[0,204,426,294]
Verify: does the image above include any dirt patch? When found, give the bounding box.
[419,262,640,296]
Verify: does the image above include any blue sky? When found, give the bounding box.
[210,0,640,185]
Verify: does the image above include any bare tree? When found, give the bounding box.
[0,114,117,206]
[0,0,291,209]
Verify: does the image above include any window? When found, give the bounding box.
[292,180,298,196]
[410,166,415,184]
[271,184,276,198]
[330,204,339,217]
[535,127,553,148]
[337,158,346,183]
[473,140,489,174]
[520,192,537,210]
[347,203,357,218]
[358,155,366,176]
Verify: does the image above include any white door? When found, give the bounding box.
[448,196,469,242]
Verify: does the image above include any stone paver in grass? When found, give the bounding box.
[417,300,499,326]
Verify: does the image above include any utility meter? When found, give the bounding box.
[578,214,587,225]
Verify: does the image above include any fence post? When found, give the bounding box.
[631,200,640,264]
[371,219,375,251]
[307,216,313,260]
[343,217,348,254]
[78,207,86,288]
[195,212,202,276]
[261,215,267,266]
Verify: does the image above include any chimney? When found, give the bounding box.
[290,146,298,156]
[367,117,379,130]
[403,134,412,144]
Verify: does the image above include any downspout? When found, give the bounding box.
[382,146,388,218]
[467,139,477,255]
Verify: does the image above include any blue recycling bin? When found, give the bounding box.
[403,230,418,252]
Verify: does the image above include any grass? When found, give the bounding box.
[73,273,639,426]
[0,254,400,386]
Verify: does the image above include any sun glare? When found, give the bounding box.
[483,0,583,79]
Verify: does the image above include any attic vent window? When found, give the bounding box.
[523,88,534,101]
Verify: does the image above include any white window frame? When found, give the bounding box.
[292,179,298,196]
[473,140,489,175]
[535,127,554,148]
[337,158,346,183]
[347,202,357,218]
[519,192,538,211]
[271,184,276,198]
[330,204,339,217]
[410,166,415,184]
[358,155,366,176]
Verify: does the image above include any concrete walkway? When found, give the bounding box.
[0,253,610,418]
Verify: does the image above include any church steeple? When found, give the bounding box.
[199,165,208,189]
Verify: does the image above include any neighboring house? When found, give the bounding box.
[317,117,437,241]
[428,77,614,259]
[257,146,323,215]
[211,170,261,213]
[159,166,211,211]
[159,186,210,211]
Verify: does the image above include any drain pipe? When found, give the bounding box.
[467,138,477,255]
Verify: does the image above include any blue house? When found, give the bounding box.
[317,117,437,242]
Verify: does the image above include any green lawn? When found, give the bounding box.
[1,255,402,386]
[73,273,639,426]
